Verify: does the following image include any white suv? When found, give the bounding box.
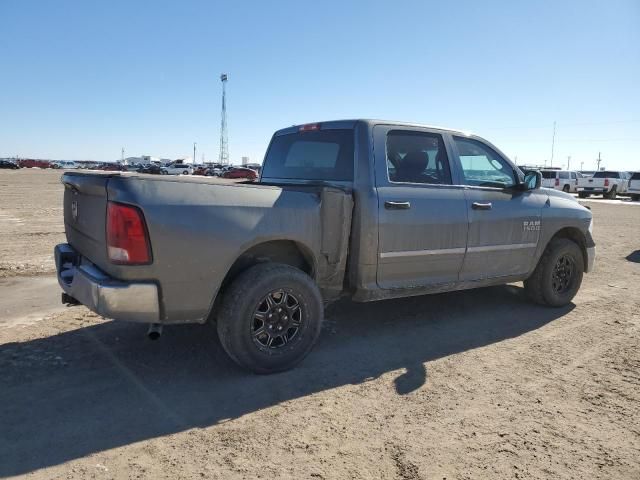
[164,163,194,175]
[540,170,582,193]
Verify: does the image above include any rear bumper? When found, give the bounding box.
[578,187,606,193]
[55,243,160,323]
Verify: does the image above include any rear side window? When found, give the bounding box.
[261,129,354,181]
[593,171,620,178]
[386,131,452,184]
[541,170,556,179]
[559,172,570,179]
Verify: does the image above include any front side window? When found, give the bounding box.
[454,137,516,188]
[386,131,452,185]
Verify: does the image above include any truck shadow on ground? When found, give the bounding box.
[0,284,572,476]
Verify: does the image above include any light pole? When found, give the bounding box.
[193,142,197,165]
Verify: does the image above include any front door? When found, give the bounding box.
[450,135,546,281]
[375,127,468,289]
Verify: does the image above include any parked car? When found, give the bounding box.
[0,160,20,169]
[192,165,210,176]
[52,161,79,169]
[222,167,258,180]
[577,170,630,199]
[137,164,168,175]
[540,170,582,193]
[628,172,640,201]
[164,163,194,175]
[55,119,594,374]
[100,163,127,172]
[18,159,52,168]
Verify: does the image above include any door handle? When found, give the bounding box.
[472,202,492,210]
[385,201,411,210]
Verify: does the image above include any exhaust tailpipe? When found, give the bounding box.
[147,323,163,340]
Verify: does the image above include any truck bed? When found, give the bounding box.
[61,171,353,324]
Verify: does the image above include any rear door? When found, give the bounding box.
[450,136,546,281]
[374,126,468,289]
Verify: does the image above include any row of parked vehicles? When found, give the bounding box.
[1,158,259,180]
[540,169,640,200]
[132,162,259,180]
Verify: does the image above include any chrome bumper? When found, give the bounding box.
[586,246,596,273]
[55,244,160,323]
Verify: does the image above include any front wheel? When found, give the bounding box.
[217,263,324,374]
[524,238,584,307]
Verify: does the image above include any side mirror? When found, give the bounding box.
[523,170,542,190]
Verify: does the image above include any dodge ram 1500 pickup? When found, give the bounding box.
[56,119,595,373]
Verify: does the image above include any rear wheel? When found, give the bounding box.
[524,238,584,307]
[217,263,323,374]
[632,195,640,201]
[605,186,617,199]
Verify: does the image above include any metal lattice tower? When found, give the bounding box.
[219,73,229,165]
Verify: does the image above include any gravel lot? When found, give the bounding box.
[1,169,639,479]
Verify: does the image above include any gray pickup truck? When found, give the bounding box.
[55,120,595,373]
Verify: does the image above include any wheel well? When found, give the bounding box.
[549,227,588,269]
[209,240,315,320]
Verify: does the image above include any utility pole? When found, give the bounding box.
[567,156,571,171]
[580,161,584,171]
[193,142,197,164]
[550,121,556,167]
[219,73,229,165]
[596,152,602,171]
[121,147,125,164]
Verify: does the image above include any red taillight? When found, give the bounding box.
[604,178,609,187]
[106,202,151,264]
[299,123,320,132]
[555,178,560,186]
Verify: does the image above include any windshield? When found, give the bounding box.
[262,129,354,181]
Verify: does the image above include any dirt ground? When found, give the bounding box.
[0,169,639,479]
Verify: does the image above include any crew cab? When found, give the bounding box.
[577,170,630,199]
[55,120,595,373]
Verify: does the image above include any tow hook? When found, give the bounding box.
[147,323,163,340]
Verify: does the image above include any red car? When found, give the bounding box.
[18,159,52,168]
[222,167,257,180]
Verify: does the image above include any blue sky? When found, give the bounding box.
[1,0,638,170]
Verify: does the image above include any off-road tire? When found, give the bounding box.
[217,263,323,374]
[524,238,584,307]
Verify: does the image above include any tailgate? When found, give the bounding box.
[579,178,604,188]
[62,172,113,266]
